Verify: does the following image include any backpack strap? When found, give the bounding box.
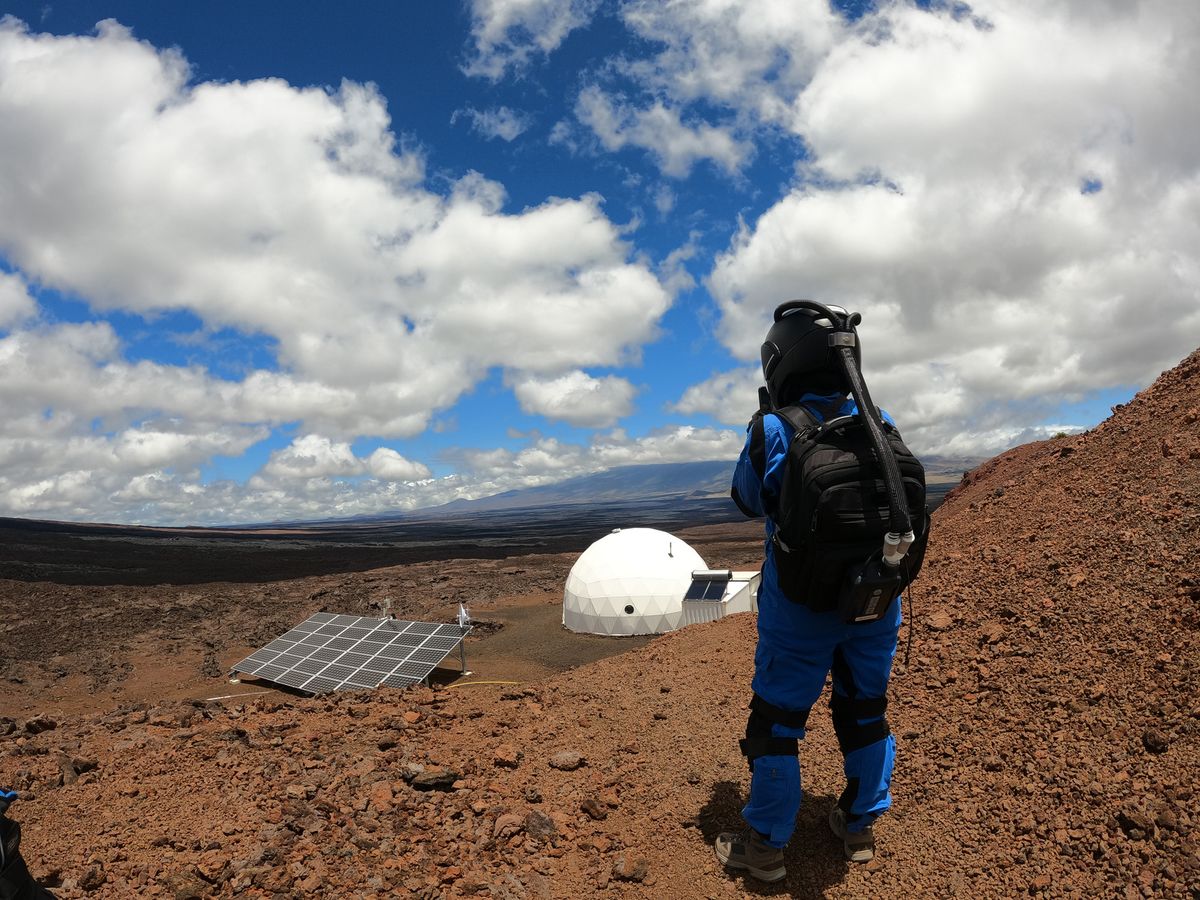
[773,404,819,440]
[782,405,901,442]
[747,412,767,482]
[746,405,819,479]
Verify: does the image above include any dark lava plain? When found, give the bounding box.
[0,497,749,586]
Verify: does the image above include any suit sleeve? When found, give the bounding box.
[731,420,764,518]
[731,413,789,519]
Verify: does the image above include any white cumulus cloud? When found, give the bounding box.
[0,271,36,328]
[618,0,839,122]
[671,365,762,426]
[0,420,741,525]
[258,437,431,484]
[665,0,1200,456]
[464,0,602,80]
[509,370,638,428]
[0,20,669,425]
[452,424,742,499]
[451,105,532,141]
[0,19,676,521]
[261,435,363,480]
[366,447,431,482]
[575,85,751,178]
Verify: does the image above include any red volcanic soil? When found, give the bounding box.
[2,351,1199,898]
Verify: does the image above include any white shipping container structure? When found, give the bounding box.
[679,568,760,627]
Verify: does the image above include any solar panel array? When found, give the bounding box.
[684,575,732,601]
[231,613,470,694]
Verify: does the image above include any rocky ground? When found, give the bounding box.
[2,350,1199,898]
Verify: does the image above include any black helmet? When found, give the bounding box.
[760,300,861,406]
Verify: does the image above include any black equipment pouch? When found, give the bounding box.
[837,505,932,623]
[839,553,902,623]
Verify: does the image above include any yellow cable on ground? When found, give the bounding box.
[444,680,521,689]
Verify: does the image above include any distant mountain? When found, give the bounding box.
[921,454,989,479]
[423,450,988,516]
[425,450,984,516]
[430,460,735,513]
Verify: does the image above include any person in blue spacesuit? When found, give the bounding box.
[715,304,902,882]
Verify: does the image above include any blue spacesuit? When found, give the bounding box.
[731,393,901,849]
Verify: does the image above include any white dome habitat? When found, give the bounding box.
[562,528,707,636]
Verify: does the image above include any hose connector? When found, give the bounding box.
[882,531,915,567]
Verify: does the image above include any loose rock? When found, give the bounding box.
[1117,807,1156,838]
[1142,728,1169,753]
[410,769,460,791]
[493,744,521,768]
[22,715,57,734]
[525,809,557,839]
[611,855,649,882]
[548,750,585,771]
[494,813,523,838]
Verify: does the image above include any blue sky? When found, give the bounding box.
[0,1,1196,525]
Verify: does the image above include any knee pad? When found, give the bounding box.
[739,694,808,771]
[829,693,890,754]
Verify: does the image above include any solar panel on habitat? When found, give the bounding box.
[684,569,732,601]
[231,613,471,694]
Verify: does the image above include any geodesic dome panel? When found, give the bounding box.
[562,527,707,635]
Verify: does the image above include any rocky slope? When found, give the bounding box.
[2,350,1198,898]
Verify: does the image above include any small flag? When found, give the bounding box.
[457,603,470,628]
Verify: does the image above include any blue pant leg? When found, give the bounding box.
[742,721,806,848]
[742,600,838,848]
[839,733,896,825]
[830,598,901,829]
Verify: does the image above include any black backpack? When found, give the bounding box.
[751,404,930,613]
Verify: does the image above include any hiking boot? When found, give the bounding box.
[714,829,786,883]
[829,807,875,862]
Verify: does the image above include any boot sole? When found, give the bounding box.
[828,809,875,862]
[715,846,786,883]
